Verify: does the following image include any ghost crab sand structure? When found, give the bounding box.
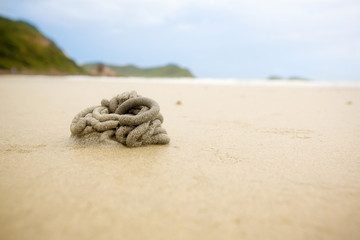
[70,91,170,147]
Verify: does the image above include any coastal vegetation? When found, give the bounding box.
[0,16,84,74]
[82,63,194,78]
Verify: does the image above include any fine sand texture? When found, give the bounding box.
[0,76,359,240]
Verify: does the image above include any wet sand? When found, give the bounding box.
[0,75,359,240]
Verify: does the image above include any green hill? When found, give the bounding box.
[0,16,84,74]
[83,63,194,78]
[0,15,193,77]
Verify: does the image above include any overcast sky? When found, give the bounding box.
[1,0,359,80]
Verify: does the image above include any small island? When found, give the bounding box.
[268,75,309,81]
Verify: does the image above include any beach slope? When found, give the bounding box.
[0,76,359,240]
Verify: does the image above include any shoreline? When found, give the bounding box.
[1,74,360,87]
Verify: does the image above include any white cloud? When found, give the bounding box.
[15,0,360,34]
[2,0,360,62]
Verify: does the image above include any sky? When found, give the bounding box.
[1,0,360,80]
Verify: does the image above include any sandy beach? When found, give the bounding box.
[0,75,359,240]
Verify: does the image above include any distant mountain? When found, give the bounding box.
[82,63,194,78]
[0,16,84,74]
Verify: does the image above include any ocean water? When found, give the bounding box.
[63,75,360,88]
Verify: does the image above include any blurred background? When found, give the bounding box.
[0,0,359,80]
